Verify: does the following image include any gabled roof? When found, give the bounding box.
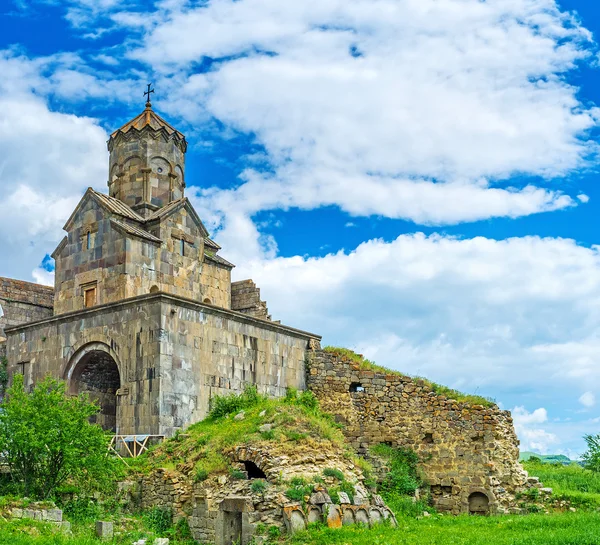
[204,253,235,269]
[63,188,144,231]
[145,197,209,237]
[110,219,162,244]
[204,237,221,250]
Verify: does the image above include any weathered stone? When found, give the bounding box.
[154,539,170,545]
[338,492,351,504]
[326,505,343,529]
[310,491,332,505]
[259,424,273,433]
[234,411,246,421]
[95,521,114,540]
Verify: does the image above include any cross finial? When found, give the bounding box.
[144,83,155,108]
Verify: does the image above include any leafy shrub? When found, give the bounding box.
[582,434,600,473]
[144,506,173,535]
[61,497,103,522]
[194,468,209,482]
[0,375,120,499]
[251,479,268,494]
[0,357,8,396]
[286,478,313,503]
[268,525,281,539]
[230,469,247,480]
[284,388,320,411]
[209,385,265,418]
[372,444,422,499]
[323,468,345,481]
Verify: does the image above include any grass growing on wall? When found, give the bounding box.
[322,346,495,407]
[130,386,347,478]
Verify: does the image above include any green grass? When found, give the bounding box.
[322,346,495,407]
[523,459,600,509]
[286,512,600,545]
[131,387,346,479]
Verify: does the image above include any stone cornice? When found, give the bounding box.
[5,292,321,341]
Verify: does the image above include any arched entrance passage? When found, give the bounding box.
[66,345,121,432]
[468,492,490,515]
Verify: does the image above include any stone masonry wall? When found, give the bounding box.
[307,350,530,515]
[5,292,317,437]
[231,280,270,321]
[0,277,53,356]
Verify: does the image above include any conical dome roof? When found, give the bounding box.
[108,104,187,152]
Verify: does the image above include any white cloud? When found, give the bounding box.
[0,52,108,281]
[580,392,596,408]
[512,406,559,453]
[130,0,599,224]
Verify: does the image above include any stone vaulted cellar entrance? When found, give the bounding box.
[67,345,121,432]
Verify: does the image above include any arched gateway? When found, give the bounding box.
[65,343,121,432]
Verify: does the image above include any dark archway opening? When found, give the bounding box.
[468,492,490,515]
[70,350,121,432]
[150,285,160,294]
[349,382,365,393]
[243,461,266,479]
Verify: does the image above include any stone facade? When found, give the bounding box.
[307,349,532,515]
[4,101,319,437]
[231,280,271,321]
[0,278,53,356]
[6,293,315,437]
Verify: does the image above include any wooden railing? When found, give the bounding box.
[108,434,165,462]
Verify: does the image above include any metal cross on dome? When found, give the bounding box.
[144,83,155,106]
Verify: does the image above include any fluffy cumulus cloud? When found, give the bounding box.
[0,51,108,281]
[124,0,600,224]
[208,232,600,455]
[512,407,559,453]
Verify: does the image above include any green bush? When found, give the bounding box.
[582,434,600,473]
[230,469,247,480]
[371,444,422,508]
[251,479,268,494]
[0,375,120,499]
[209,385,265,418]
[194,468,209,482]
[323,468,345,481]
[143,506,173,535]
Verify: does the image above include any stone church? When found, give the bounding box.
[0,100,320,437]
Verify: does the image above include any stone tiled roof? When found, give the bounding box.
[145,198,186,222]
[90,189,145,222]
[110,219,162,243]
[110,106,185,140]
[204,253,235,269]
[204,237,221,250]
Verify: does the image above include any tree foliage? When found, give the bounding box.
[0,374,118,499]
[582,434,600,473]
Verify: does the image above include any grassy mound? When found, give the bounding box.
[323,347,495,407]
[523,458,600,509]
[130,387,358,480]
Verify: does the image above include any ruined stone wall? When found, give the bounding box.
[0,277,53,357]
[5,293,318,437]
[307,350,530,515]
[231,280,270,321]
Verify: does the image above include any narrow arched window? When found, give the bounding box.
[86,232,91,250]
[180,239,185,256]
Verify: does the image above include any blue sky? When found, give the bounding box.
[1,0,600,457]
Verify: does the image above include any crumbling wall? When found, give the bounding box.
[0,277,53,357]
[307,350,531,515]
[231,280,271,321]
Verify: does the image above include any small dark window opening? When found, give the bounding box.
[86,232,91,250]
[423,433,434,444]
[349,382,365,393]
[243,461,266,479]
[180,239,185,256]
[203,298,211,304]
[150,285,160,294]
